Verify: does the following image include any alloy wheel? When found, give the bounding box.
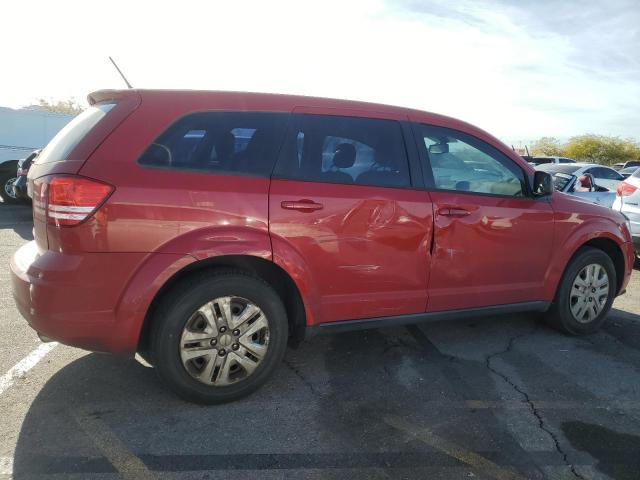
[569,263,609,323]
[179,296,270,386]
[3,177,17,199]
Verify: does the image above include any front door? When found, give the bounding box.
[270,113,433,323]
[412,123,555,311]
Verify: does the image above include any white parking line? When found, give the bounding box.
[0,342,58,396]
[0,456,12,475]
[72,408,156,480]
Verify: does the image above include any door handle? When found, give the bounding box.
[281,200,324,212]
[438,207,471,217]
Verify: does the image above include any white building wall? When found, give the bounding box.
[0,107,74,164]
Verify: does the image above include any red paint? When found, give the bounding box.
[427,191,555,311]
[270,179,433,323]
[10,90,634,355]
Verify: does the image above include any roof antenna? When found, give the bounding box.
[109,56,133,89]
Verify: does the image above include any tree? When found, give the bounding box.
[530,137,563,156]
[563,135,640,165]
[28,98,85,115]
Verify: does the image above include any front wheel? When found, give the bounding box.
[151,271,288,404]
[546,247,616,335]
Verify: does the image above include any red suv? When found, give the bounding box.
[11,90,635,403]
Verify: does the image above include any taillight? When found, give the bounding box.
[44,175,114,226]
[616,181,638,197]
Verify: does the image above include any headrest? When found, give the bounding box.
[216,131,235,158]
[333,143,356,169]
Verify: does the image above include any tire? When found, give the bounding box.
[0,170,19,204]
[151,270,288,404]
[546,247,616,335]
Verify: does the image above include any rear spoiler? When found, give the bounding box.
[87,89,141,106]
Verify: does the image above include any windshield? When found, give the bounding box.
[36,103,115,164]
[537,164,581,175]
[552,172,574,191]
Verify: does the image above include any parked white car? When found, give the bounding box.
[613,168,640,258]
[537,163,624,191]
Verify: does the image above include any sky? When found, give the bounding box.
[1,0,638,145]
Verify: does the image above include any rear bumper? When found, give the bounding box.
[10,241,147,354]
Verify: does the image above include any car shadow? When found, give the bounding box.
[9,318,533,479]
[0,202,33,241]
[10,310,640,479]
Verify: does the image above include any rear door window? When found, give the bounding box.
[36,103,116,163]
[589,167,623,180]
[274,114,411,188]
[138,112,289,177]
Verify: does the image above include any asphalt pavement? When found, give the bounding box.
[0,201,639,480]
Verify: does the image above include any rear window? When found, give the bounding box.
[36,103,116,164]
[138,112,289,177]
[533,157,554,164]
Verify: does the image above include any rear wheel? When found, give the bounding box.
[546,247,616,335]
[0,171,19,204]
[151,271,288,404]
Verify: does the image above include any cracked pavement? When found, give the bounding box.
[484,327,587,480]
[1,202,639,480]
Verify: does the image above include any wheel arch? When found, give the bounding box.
[548,234,626,300]
[544,218,628,301]
[580,237,625,295]
[137,255,308,356]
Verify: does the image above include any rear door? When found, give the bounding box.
[412,123,555,311]
[269,113,433,324]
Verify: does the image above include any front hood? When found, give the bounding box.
[556,190,613,212]
[559,190,617,209]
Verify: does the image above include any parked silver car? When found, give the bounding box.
[537,163,624,191]
[550,171,616,208]
[529,156,576,166]
[613,168,640,258]
[620,166,640,179]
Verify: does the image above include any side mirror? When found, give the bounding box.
[532,171,553,197]
[429,143,449,154]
